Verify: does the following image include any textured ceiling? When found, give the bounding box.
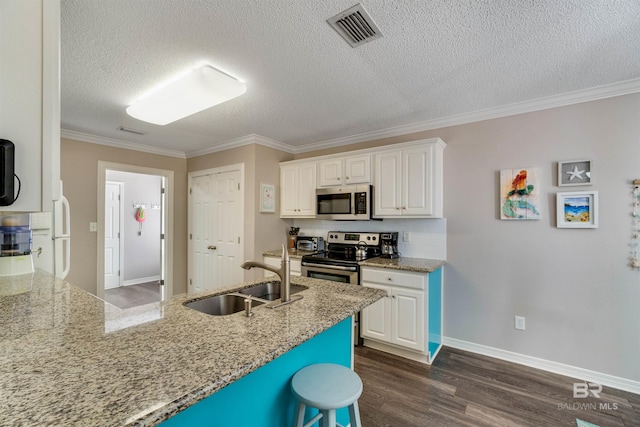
[60,0,640,156]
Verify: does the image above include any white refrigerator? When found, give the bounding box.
[32,183,71,279]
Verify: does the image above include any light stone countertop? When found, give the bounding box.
[262,249,316,259]
[359,257,446,273]
[263,249,446,273]
[0,270,385,427]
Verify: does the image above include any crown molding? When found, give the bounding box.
[185,134,294,158]
[62,78,640,158]
[295,77,640,154]
[60,129,187,159]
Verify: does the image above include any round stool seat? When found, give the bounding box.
[291,363,363,410]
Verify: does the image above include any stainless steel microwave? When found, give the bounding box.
[316,185,372,220]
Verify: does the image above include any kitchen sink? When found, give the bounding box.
[184,282,307,315]
[184,294,265,316]
[238,281,307,301]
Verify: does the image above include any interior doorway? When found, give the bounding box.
[96,162,174,304]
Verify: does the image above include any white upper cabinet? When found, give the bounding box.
[0,0,60,212]
[280,138,444,219]
[374,139,445,218]
[318,154,371,187]
[280,161,316,217]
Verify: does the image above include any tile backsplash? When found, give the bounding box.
[292,218,446,260]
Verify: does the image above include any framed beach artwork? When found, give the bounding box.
[558,159,592,186]
[556,191,598,228]
[500,168,541,220]
[260,183,275,213]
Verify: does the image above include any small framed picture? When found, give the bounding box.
[558,159,592,186]
[260,183,275,213]
[556,191,598,228]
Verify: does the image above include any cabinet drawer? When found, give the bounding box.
[361,268,425,290]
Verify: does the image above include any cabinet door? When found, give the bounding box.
[402,145,435,216]
[391,287,425,351]
[318,159,343,187]
[361,283,391,342]
[373,151,402,216]
[280,165,298,216]
[296,162,317,216]
[344,154,370,185]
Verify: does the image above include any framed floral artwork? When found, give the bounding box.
[260,183,275,213]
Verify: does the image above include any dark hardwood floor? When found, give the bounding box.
[354,346,640,427]
[103,281,161,309]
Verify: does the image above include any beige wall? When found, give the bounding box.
[187,144,293,280]
[61,138,188,295]
[292,93,640,383]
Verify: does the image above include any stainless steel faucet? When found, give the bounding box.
[241,244,291,303]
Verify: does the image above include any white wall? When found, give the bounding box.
[293,92,640,386]
[441,93,640,383]
[106,170,162,284]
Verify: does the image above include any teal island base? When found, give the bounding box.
[160,318,353,427]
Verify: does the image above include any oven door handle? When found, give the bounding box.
[301,262,358,272]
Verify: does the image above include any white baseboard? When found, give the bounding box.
[443,337,640,395]
[123,275,161,287]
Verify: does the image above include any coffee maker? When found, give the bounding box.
[380,232,399,258]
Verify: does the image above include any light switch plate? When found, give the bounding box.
[90,222,97,232]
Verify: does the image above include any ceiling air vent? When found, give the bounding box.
[327,3,383,48]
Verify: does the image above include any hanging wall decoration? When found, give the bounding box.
[135,206,146,235]
[631,181,640,269]
[556,191,598,228]
[260,183,275,213]
[558,159,592,186]
[500,168,541,220]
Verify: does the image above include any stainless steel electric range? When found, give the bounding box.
[301,231,384,345]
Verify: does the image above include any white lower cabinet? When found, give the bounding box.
[361,266,443,364]
[262,256,301,277]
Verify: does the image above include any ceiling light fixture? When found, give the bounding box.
[126,65,247,125]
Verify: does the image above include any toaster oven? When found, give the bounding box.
[295,236,325,251]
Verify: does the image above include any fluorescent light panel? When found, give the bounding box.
[126,65,246,125]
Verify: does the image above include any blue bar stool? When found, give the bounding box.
[291,363,363,427]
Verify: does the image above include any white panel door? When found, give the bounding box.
[391,287,425,351]
[210,170,243,290]
[296,162,317,215]
[403,145,434,216]
[190,169,243,294]
[318,159,343,187]
[374,151,402,216]
[344,154,371,185]
[280,165,297,216]
[360,283,391,342]
[191,175,211,294]
[104,182,122,289]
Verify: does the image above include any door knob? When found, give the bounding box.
[207,245,217,250]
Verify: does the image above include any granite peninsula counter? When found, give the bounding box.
[0,270,385,426]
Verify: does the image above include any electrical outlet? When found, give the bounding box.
[515,316,526,331]
[403,231,411,242]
